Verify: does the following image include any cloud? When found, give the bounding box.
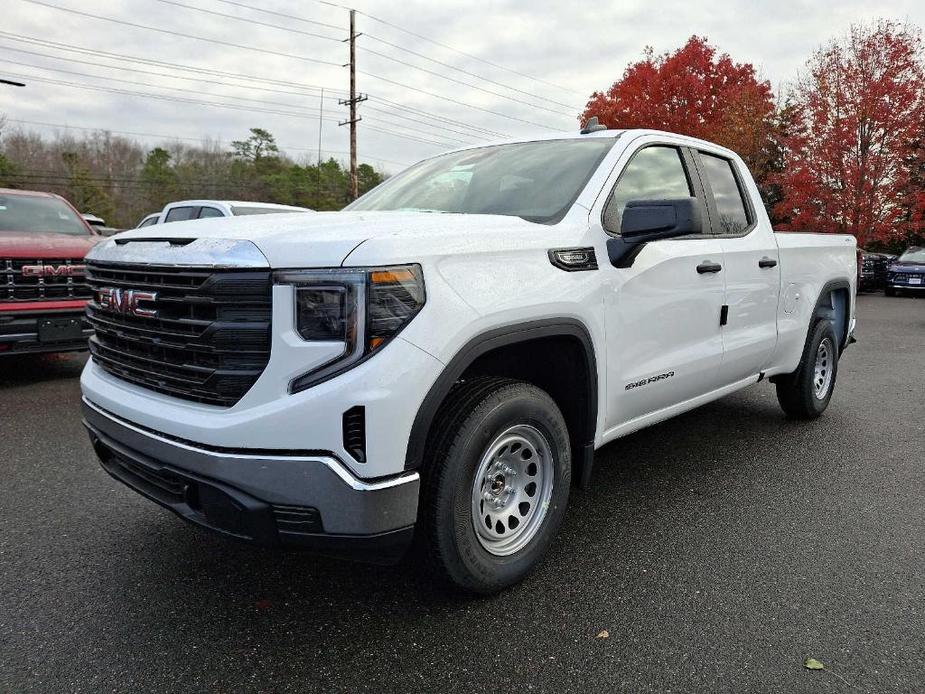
[3,0,924,172]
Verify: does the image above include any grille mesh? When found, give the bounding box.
[85,261,272,407]
[2,258,91,301]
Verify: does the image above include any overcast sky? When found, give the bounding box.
[2,0,924,173]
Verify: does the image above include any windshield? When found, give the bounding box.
[231,206,311,216]
[0,194,90,235]
[347,138,617,224]
[899,247,925,263]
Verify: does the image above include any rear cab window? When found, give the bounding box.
[699,153,751,235]
[198,207,224,219]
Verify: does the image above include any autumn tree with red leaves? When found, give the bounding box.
[581,37,781,198]
[774,21,925,246]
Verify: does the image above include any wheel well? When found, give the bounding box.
[814,286,850,351]
[405,321,598,485]
[458,336,594,460]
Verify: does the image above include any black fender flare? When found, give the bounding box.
[773,278,853,384]
[810,279,852,352]
[404,318,599,483]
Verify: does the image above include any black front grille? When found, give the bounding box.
[2,258,92,301]
[85,261,272,407]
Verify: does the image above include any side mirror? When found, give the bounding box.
[607,197,704,268]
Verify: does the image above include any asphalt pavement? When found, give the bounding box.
[1,294,923,693]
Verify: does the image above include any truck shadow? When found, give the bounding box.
[91,385,845,672]
[0,352,88,388]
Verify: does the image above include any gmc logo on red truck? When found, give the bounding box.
[97,288,158,318]
[21,264,86,277]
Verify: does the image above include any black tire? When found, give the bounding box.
[885,287,897,297]
[419,377,571,594]
[775,318,839,419]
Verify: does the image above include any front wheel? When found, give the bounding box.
[420,378,571,594]
[775,318,839,419]
[885,287,897,297]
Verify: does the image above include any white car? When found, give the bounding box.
[135,200,313,227]
[81,126,857,593]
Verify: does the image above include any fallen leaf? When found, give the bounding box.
[255,599,273,610]
[804,657,824,670]
[596,630,609,639]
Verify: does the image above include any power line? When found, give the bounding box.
[5,118,412,166]
[173,0,578,115]
[156,0,346,44]
[0,31,341,96]
[19,0,343,68]
[0,59,342,121]
[0,31,510,139]
[359,69,561,130]
[361,33,579,110]
[370,96,508,138]
[0,53,327,107]
[0,51,481,143]
[213,0,348,33]
[4,64,464,148]
[0,53,471,144]
[358,47,574,119]
[309,0,584,98]
[19,0,560,131]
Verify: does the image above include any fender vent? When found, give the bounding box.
[342,406,366,463]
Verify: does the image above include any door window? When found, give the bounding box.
[700,154,751,235]
[605,146,692,233]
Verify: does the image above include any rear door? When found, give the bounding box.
[597,138,727,429]
[693,150,780,383]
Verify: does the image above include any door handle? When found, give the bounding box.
[758,257,778,268]
[696,260,723,274]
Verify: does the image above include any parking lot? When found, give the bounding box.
[0,294,922,693]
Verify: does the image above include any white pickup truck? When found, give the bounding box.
[80,127,857,593]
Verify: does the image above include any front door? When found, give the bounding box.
[599,143,727,431]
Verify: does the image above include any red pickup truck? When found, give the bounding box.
[0,188,99,355]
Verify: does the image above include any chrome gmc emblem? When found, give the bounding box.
[97,287,158,318]
[21,264,85,277]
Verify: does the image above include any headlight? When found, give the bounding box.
[276,264,425,392]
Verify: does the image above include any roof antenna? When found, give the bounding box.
[580,116,607,134]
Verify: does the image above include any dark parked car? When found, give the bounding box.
[859,251,890,291]
[886,246,925,296]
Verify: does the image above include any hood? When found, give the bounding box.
[108,210,555,267]
[0,231,101,259]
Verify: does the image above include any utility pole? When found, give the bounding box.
[338,9,367,201]
[317,88,324,206]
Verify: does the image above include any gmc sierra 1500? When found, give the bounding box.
[1,189,98,355]
[80,127,857,593]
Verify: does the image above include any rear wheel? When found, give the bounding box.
[775,319,839,419]
[420,378,571,594]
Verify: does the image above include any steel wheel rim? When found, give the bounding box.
[813,338,833,399]
[470,424,555,557]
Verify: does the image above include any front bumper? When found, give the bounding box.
[82,398,420,562]
[888,279,925,290]
[0,305,91,355]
